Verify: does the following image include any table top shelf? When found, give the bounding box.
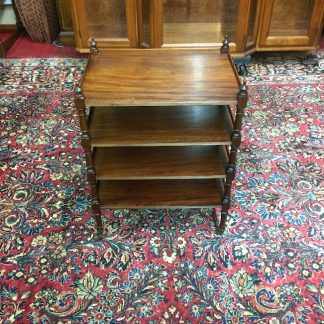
[82,48,240,107]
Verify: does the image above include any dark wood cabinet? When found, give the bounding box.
[257,0,324,51]
[70,0,324,54]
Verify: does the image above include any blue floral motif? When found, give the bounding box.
[71,195,89,212]
[196,266,208,281]
[88,306,112,323]
[148,292,164,305]
[233,190,254,207]
[100,290,119,307]
[135,304,153,318]
[269,172,288,185]
[21,218,45,235]
[219,291,235,308]
[284,211,307,226]
[178,291,193,306]
[49,211,70,227]
[119,282,136,295]
[257,204,280,220]
[128,268,144,281]
[203,278,218,296]
[247,177,267,190]
[224,308,243,324]
[189,304,203,318]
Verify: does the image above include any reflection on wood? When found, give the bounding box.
[163,0,237,23]
[163,22,236,44]
[82,49,240,106]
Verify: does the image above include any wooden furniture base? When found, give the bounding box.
[75,38,248,234]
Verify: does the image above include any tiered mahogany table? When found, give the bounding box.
[75,39,248,235]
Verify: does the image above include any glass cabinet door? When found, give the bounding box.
[258,0,324,49]
[269,0,314,37]
[71,0,139,52]
[145,0,254,53]
[85,0,128,39]
[162,0,239,45]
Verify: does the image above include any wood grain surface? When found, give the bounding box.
[82,48,240,106]
[88,105,233,146]
[94,146,228,180]
[98,179,224,208]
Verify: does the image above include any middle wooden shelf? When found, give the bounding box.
[88,105,233,146]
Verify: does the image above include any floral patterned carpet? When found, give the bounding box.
[0,52,323,323]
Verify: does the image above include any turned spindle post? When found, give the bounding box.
[217,80,248,234]
[75,87,103,233]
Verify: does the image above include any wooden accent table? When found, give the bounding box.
[75,39,248,235]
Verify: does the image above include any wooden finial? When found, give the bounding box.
[220,35,229,54]
[89,37,99,54]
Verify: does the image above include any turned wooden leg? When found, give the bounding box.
[216,81,248,234]
[75,87,103,234]
[87,166,103,233]
[92,197,103,239]
[217,165,234,234]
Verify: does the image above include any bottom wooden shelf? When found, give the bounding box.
[98,179,224,209]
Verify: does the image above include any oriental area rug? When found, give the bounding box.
[0,52,323,323]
